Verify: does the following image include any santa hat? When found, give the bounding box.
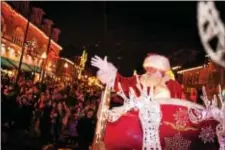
[143,53,171,72]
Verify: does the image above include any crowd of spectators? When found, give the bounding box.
[1,72,104,150]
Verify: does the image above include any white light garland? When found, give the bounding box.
[60,57,74,65]
[177,66,203,74]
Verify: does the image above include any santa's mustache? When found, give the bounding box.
[147,71,163,79]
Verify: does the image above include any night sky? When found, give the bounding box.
[31,1,225,76]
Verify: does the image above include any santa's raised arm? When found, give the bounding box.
[91,53,185,99]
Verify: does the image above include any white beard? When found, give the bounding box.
[140,72,163,87]
[140,72,171,98]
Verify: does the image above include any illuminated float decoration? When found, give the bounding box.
[197,1,225,68]
[96,83,223,150]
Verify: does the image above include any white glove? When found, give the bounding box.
[91,55,117,85]
[91,55,109,72]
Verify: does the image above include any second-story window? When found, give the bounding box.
[12,26,24,46]
[195,72,199,84]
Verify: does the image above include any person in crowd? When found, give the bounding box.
[39,96,52,145]
[16,94,34,132]
[77,109,96,150]
[67,113,79,145]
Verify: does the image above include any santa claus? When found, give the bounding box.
[91,53,185,99]
[91,54,190,149]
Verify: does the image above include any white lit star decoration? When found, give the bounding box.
[164,133,191,150]
[197,1,225,68]
[199,126,216,144]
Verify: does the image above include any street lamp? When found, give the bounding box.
[40,52,47,82]
[63,62,69,84]
[64,62,68,68]
[41,52,47,59]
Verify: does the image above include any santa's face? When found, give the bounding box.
[146,67,164,78]
[143,67,164,86]
[145,67,164,76]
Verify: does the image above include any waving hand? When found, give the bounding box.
[91,55,108,72]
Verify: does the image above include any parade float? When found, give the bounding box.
[92,1,225,150]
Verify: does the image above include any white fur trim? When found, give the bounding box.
[155,98,204,109]
[143,55,170,71]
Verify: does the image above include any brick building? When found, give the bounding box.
[177,59,225,98]
[1,2,62,78]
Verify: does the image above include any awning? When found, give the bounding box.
[8,59,31,72]
[25,63,41,73]
[1,57,17,69]
[1,57,41,73]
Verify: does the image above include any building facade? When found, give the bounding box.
[1,2,62,78]
[55,57,75,81]
[177,60,225,98]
